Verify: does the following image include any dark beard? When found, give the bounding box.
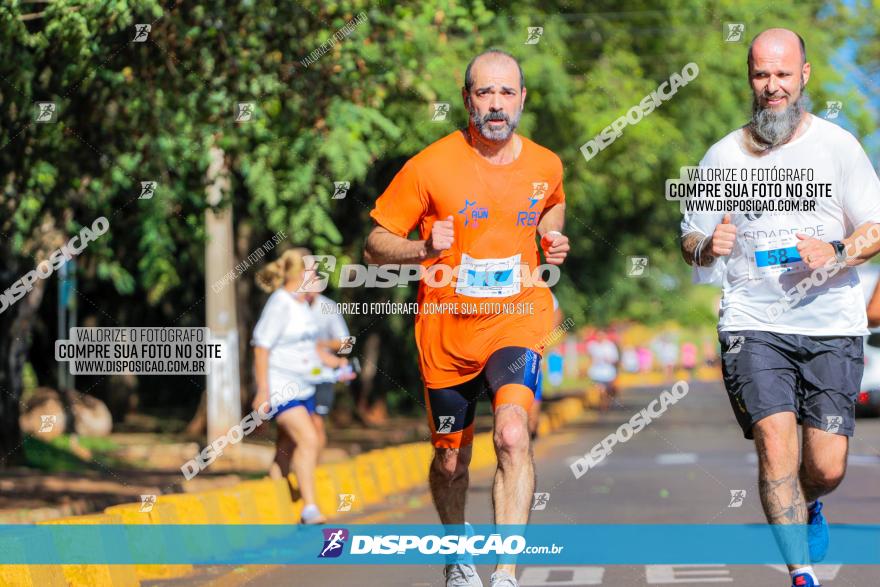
[746,91,807,152]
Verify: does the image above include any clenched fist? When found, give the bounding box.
[709,214,737,256]
[426,215,455,258]
[541,230,570,265]
[795,233,836,270]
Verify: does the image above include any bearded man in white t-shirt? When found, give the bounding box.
[680,28,880,587]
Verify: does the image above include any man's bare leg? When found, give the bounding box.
[753,412,809,572]
[430,445,473,524]
[800,426,848,502]
[492,402,534,577]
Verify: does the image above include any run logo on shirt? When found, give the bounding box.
[458,199,488,227]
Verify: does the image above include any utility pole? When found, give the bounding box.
[204,139,241,460]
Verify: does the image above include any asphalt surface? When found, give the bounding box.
[154,379,880,587]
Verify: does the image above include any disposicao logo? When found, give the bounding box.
[319,528,349,558]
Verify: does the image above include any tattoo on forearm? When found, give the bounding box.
[681,232,715,267]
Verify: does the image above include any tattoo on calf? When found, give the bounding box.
[759,473,807,524]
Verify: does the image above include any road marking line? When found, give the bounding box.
[847,454,880,465]
[519,566,605,585]
[646,564,732,583]
[656,453,698,465]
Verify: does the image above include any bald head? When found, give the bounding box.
[748,28,806,68]
[464,49,524,93]
[745,28,811,150]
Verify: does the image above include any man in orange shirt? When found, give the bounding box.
[365,49,569,587]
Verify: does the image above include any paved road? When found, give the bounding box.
[156,379,880,586]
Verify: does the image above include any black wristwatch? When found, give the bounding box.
[830,240,847,264]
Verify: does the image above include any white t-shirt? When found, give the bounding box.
[308,294,351,384]
[310,294,350,342]
[681,115,880,336]
[588,339,619,382]
[252,289,323,402]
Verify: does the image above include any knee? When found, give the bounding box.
[432,448,469,482]
[297,428,320,453]
[804,461,846,492]
[494,414,529,459]
[753,419,798,472]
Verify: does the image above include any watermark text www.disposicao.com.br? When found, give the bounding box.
[342,534,564,556]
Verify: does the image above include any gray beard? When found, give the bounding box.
[747,92,808,151]
[469,106,520,141]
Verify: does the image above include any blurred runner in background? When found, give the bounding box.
[587,330,619,409]
[305,291,355,452]
[681,340,697,377]
[528,292,564,440]
[621,345,639,373]
[252,248,352,524]
[653,333,679,382]
[636,345,653,373]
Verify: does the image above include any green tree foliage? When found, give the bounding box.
[0,1,876,462]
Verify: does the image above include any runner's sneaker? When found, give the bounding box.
[300,504,326,525]
[445,564,482,587]
[791,571,821,586]
[489,570,518,587]
[807,500,829,562]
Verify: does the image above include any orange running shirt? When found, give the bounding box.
[370,130,566,388]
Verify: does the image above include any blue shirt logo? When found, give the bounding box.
[459,199,489,227]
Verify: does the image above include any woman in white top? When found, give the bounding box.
[253,248,350,524]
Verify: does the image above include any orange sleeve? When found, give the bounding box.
[369,160,429,237]
[544,156,566,208]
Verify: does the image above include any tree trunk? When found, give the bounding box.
[234,220,254,409]
[204,140,242,447]
[184,388,208,436]
[0,276,48,467]
[356,331,387,425]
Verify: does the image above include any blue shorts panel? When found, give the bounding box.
[274,395,317,417]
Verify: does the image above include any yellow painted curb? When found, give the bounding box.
[103,502,193,580]
[358,451,395,497]
[352,454,382,506]
[156,493,229,561]
[384,446,415,492]
[402,443,429,487]
[585,385,603,408]
[416,442,433,465]
[236,478,298,525]
[0,552,66,587]
[471,432,494,468]
[225,484,264,525]
[325,461,364,513]
[537,413,552,437]
[312,466,341,519]
[37,513,139,587]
